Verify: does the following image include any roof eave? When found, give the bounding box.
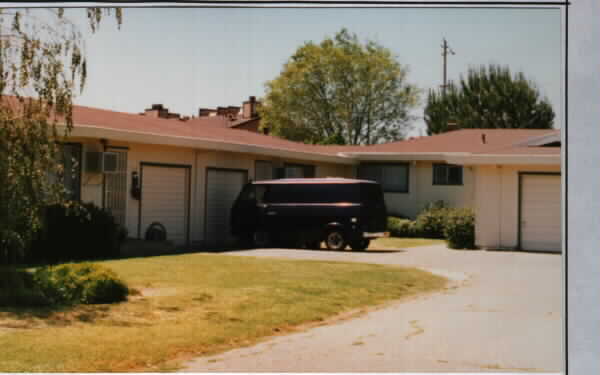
[337,152,471,161]
[446,154,561,166]
[69,124,356,165]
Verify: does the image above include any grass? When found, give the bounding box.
[370,237,445,250]
[0,253,446,372]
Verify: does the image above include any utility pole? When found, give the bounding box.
[441,38,455,95]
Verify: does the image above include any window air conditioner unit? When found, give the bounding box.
[85,152,118,173]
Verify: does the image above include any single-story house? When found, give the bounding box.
[58,101,561,252]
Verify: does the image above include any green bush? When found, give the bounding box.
[0,267,49,306]
[29,202,124,263]
[414,201,449,239]
[387,217,420,237]
[33,263,129,305]
[444,208,476,249]
[388,202,476,248]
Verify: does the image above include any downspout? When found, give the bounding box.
[101,139,108,209]
[498,165,503,249]
[413,161,418,218]
[194,149,200,247]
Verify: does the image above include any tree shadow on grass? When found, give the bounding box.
[0,303,115,328]
[209,246,406,254]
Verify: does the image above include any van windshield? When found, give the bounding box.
[238,184,267,203]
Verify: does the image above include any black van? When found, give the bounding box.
[231,178,388,251]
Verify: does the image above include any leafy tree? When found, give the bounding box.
[0,8,122,263]
[424,64,554,134]
[260,29,420,145]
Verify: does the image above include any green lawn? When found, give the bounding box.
[0,253,446,372]
[370,237,445,250]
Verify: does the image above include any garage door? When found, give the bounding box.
[520,174,561,252]
[140,164,190,245]
[205,168,247,247]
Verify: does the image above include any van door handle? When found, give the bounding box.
[266,211,277,216]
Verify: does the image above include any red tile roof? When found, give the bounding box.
[70,102,560,158]
[340,129,561,155]
[71,103,343,156]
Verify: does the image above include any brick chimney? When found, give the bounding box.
[143,104,180,120]
[198,108,217,117]
[242,96,257,119]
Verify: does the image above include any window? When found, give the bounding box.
[283,163,315,178]
[255,160,274,181]
[358,163,409,193]
[432,164,463,186]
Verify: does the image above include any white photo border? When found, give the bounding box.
[4,1,596,374]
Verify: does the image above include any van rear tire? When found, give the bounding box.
[325,229,347,251]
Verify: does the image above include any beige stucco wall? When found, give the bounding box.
[384,161,475,218]
[473,164,561,250]
[74,138,199,243]
[74,137,352,245]
[73,136,561,251]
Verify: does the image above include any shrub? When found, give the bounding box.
[388,203,476,248]
[0,267,49,306]
[414,201,449,238]
[33,263,129,305]
[387,217,420,238]
[444,208,476,249]
[29,202,124,263]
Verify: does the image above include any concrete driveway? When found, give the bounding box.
[180,244,562,373]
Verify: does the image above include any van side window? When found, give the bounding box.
[263,185,285,203]
[263,184,359,204]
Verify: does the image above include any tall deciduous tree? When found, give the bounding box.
[424,64,555,134]
[0,8,122,263]
[260,29,420,145]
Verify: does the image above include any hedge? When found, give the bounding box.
[444,208,476,249]
[1,263,130,306]
[387,201,476,250]
[28,202,127,263]
[33,263,129,305]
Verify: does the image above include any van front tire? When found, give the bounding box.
[325,229,347,251]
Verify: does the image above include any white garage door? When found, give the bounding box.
[520,174,561,252]
[140,165,189,245]
[205,169,247,247]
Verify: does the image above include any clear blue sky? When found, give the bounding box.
[68,6,562,135]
